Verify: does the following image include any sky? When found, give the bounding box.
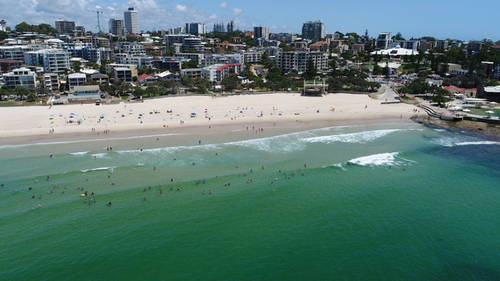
[1,0,499,41]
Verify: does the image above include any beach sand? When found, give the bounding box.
[0,92,416,145]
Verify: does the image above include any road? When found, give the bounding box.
[253,65,266,79]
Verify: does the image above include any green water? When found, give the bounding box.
[1,122,500,280]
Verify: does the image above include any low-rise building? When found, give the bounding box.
[156,71,180,83]
[91,73,109,84]
[43,73,59,92]
[3,67,36,90]
[138,73,157,85]
[114,67,133,83]
[105,64,138,78]
[68,85,101,103]
[180,68,202,79]
[68,73,87,90]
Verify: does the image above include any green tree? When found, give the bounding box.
[0,85,10,101]
[182,59,198,69]
[0,31,8,41]
[432,88,449,106]
[15,22,31,32]
[221,75,240,90]
[132,87,145,98]
[302,59,317,80]
[27,92,37,102]
[15,86,30,99]
[145,86,160,97]
[393,32,404,41]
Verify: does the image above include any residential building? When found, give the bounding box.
[152,58,182,71]
[24,49,70,74]
[376,32,393,49]
[275,50,329,73]
[352,44,365,55]
[105,63,138,78]
[436,40,448,51]
[254,26,269,40]
[181,68,202,79]
[185,23,207,36]
[91,73,109,84]
[115,42,145,56]
[174,53,204,62]
[114,54,152,68]
[309,41,329,52]
[201,54,244,68]
[0,59,23,74]
[55,19,76,34]
[242,51,262,63]
[109,18,125,36]
[124,7,139,34]
[138,73,157,85]
[43,73,59,92]
[68,73,87,90]
[114,67,133,83]
[392,40,420,51]
[467,41,482,52]
[202,63,242,82]
[156,71,180,83]
[3,67,36,90]
[302,21,325,42]
[0,45,45,61]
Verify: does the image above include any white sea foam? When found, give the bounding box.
[433,137,499,147]
[455,141,500,146]
[70,151,89,156]
[347,152,400,167]
[304,129,404,144]
[90,153,108,159]
[330,163,347,171]
[80,166,115,173]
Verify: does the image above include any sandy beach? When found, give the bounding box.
[0,92,416,145]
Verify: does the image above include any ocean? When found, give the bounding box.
[1,120,500,281]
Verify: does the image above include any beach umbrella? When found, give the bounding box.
[70,113,75,115]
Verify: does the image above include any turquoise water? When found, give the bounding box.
[1,122,500,280]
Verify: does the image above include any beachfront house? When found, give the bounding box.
[68,85,101,104]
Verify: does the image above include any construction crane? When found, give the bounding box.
[85,9,103,34]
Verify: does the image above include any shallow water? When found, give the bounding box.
[1,122,500,280]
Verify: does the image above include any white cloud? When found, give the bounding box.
[0,0,247,34]
[219,2,227,9]
[175,4,187,13]
[232,8,242,16]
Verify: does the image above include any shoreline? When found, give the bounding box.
[0,92,417,146]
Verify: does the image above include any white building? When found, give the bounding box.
[68,73,87,90]
[124,7,139,34]
[202,63,242,82]
[201,54,244,68]
[3,67,36,90]
[24,49,70,74]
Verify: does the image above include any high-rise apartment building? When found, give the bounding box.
[55,19,76,34]
[185,23,207,36]
[109,18,125,36]
[254,26,269,40]
[124,7,139,34]
[302,21,325,42]
[376,32,392,49]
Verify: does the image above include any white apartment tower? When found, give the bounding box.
[124,7,139,34]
